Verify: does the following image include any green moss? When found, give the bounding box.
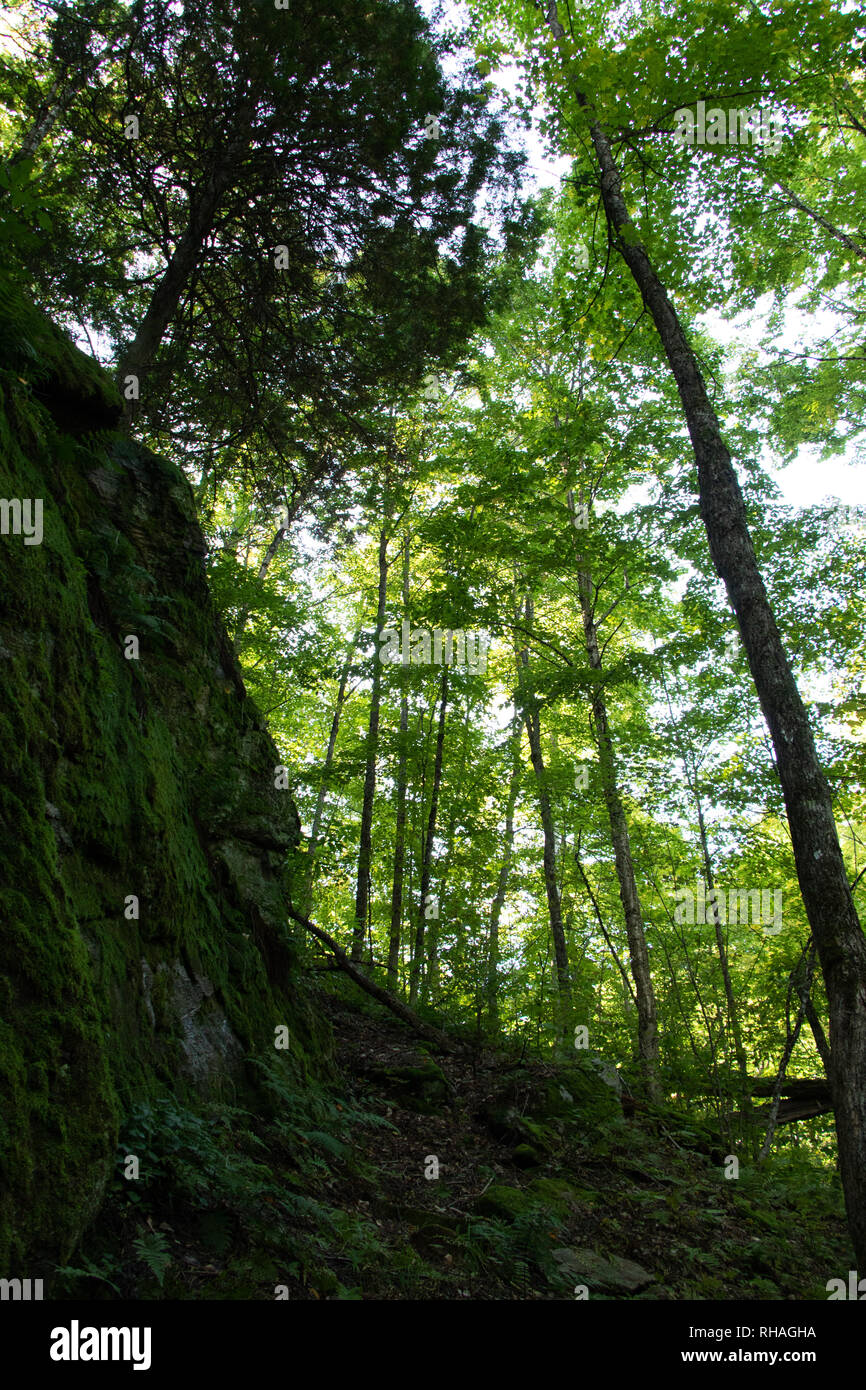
[518,1117,555,1150]
[474,1185,533,1221]
[367,1060,450,1114]
[511,1143,543,1168]
[526,1177,583,1216]
[0,295,327,1279]
[0,279,120,427]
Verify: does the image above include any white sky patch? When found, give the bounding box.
[699,297,866,513]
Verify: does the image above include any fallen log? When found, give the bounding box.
[771,1096,834,1123]
[748,1077,832,1107]
[732,1078,834,1125]
[286,904,460,1054]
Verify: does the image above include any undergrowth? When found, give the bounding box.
[54,1057,399,1301]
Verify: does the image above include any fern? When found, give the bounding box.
[55,1256,121,1295]
[132,1230,172,1288]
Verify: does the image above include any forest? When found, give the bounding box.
[1,0,865,1324]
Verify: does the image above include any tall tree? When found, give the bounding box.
[487,707,522,1033]
[353,505,394,961]
[387,533,412,992]
[409,666,449,1005]
[569,491,660,1098]
[518,592,572,1031]
[524,0,866,1261]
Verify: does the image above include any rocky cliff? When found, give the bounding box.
[0,285,326,1279]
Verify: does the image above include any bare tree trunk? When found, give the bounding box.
[487,708,521,1033]
[518,595,572,1031]
[303,628,359,916]
[569,504,660,1099]
[409,667,449,1006]
[352,523,390,961]
[387,535,411,992]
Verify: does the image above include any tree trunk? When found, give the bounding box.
[541,3,866,1259]
[594,132,866,1259]
[286,905,459,1054]
[487,708,521,1033]
[232,499,298,650]
[6,14,137,171]
[518,595,572,1029]
[568,520,660,1099]
[387,535,411,992]
[423,696,474,1008]
[573,847,637,1010]
[409,667,449,1006]
[697,803,749,1079]
[659,665,749,1087]
[8,77,75,167]
[304,628,359,916]
[352,524,390,961]
[758,944,817,1161]
[116,130,251,426]
[806,997,833,1077]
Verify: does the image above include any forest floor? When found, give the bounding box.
[60,981,853,1301]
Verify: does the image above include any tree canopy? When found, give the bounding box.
[2,0,866,1285]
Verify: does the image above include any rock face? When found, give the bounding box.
[0,288,326,1278]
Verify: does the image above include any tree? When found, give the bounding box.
[503,0,866,1263]
[2,0,528,484]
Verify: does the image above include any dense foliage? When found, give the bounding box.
[2,0,864,1292]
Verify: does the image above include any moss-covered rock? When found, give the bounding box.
[543,1059,623,1119]
[512,1142,544,1169]
[479,1059,620,1151]
[526,1176,586,1216]
[550,1246,655,1295]
[474,1185,533,1221]
[366,1060,450,1114]
[0,288,328,1280]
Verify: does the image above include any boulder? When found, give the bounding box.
[551,1246,655,1295]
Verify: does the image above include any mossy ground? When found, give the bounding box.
[54,984,852,1301]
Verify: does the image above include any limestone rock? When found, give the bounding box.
[0,291,326,1279]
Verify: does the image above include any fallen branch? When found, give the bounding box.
[286,904,460,1054]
